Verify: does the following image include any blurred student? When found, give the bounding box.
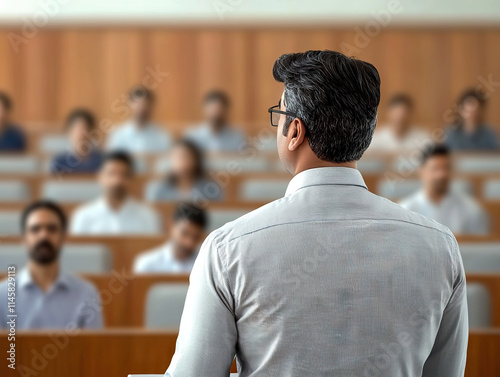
[146,139,223,202]
[368,93,428,153]
[445,88,499,151]
[185,90,246,152]
[400,144,489,235]
[134,202,207,274]
[0,201,103,329]
[71,151,161,235]
[107,85,171,153]
[0,91,26,152]
[50,109,104,175]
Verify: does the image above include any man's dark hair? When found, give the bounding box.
[168,139,204,185]
[21,200,67,232]
[204,90,230,108]
[273,50,380,163]
[388,93,413,109]
[457,88,487,107]
[173,202,207,228]
[103,150,135,174]
[65,108,96,131]
[129,85,154,102]
[0,91,13,111]
[420,144,450,165]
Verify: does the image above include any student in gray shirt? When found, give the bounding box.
[166,50,468,377]
[445,88,499,151]
[0,201,103,330]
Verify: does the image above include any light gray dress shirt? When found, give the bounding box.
[0,268,103,329]
[166,167,468,377]
[184,123,247,152]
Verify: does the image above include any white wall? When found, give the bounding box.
[0,0,499,25]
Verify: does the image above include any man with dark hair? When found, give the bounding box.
[444,88,499,151]
[107,85,172,153]
[167,51,468,377]
[0,200,103,329]
[50,108,104,175]
[70,151,161,235]
[400,144,489,234]
[184,89,246,152]
[368,92,429,153]
[134,202,207,274]
[0,91,26,151]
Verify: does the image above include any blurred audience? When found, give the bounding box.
[445,88,499,151]
[0,201,103,329]
[368,93,429,153]
[134,202,207,274]
[107,85,171,153]
[185,90,246,152]
[71,151,161,235]
[146,139,223,202]
[0,91,26,152]
[50,109,104,175]
[400,144,489,235]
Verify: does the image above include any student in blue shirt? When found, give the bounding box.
[0,200,103,329]
[0,91,26,152]
[50,109,104,176]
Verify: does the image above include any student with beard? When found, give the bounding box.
[0,201,103,329]
[70,151,161,235]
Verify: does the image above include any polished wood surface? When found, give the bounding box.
[0,329,497,376]
[1,28,500,135]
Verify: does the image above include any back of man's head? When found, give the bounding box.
[273,50,380,163]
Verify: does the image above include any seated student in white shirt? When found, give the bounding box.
[368,93,429,153]
[107,85,172,153]
[70,151,161,235]
[184,90,246,152]
[134,202,207,274]
[400,144,489,235]
[0,201,103,329]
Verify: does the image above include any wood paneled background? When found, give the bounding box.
[1,27,500,135]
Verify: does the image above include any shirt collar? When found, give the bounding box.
[285,167,368,197]
[18,267,71,291]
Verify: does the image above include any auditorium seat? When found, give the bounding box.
[377,179,472,199]
[459,243,500,273]
[42,180,101,202]
[357,158,385,173]
[145,283,189,328]
[208,209,248,231]
[0,243,112,273]
[240,178,289,201]
[484,179,500,200]
[39,134,69,153]
[207,156,270,173]
[456,156,500,173]
[467,283,492,328]
[0,180,30,201]
[0,156,38,174]
[0,210,21,235]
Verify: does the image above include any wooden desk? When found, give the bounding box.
[0,329,497,377]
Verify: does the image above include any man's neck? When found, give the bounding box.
[105,195,128,211]
[293,160,357,176]
[28,261,59,292]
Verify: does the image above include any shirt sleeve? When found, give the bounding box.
[69,209,86,235]
[422,236,468,377]
[165,232,237,376]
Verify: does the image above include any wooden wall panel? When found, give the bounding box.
[0,27,500,136]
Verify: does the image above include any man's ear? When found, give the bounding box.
[287,118,307,151]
